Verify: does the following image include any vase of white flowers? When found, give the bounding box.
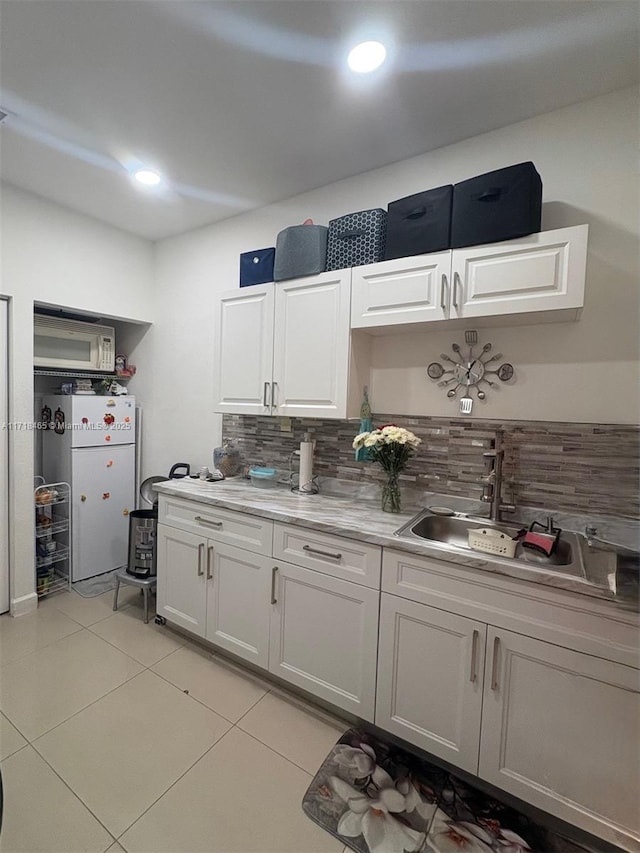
[352,424,421,513]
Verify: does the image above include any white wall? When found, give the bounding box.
[2,87,637,613]
[0,184,154,614]
[135,87,638,481]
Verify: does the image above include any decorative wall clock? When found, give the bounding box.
[426,330,514,415]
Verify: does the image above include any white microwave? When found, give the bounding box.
[34,316,116,372]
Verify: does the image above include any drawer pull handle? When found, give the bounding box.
[195,516,223,528]
[263,381,270,408]
[302,544,342,560]
[470,629,479,683]
[197,543,205,577]
[207,545,213,580]
[271,566,278,604]
[491,636,501,691]
[440,273,447,311]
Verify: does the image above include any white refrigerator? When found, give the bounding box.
[42,395,136,582]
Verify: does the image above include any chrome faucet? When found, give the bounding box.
[481,432,516,523]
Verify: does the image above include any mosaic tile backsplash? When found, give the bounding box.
[222,415,640,520]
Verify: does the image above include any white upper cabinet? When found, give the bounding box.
[351,224,588,330]
[212,284,275,415]
[213,270,358,418]
[453,224,588,320]
[351,251,451,328]
[272,271,351,419]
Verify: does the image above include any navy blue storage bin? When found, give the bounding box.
[239,247,275,287]
[384,185,453,260]
[451,162,542,249]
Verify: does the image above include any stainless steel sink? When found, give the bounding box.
[395,510,585,576]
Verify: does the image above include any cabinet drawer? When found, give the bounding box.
[273,522,381,588]
[158,495,273,555]
[382,548,640,668]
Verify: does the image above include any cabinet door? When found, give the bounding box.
[376,593,486,773]
[212,286,275,415]
[351,253,452,328]
[269,562,379,720]
[205,542,272,669]
[272,270,351,418]
[452,224,587,320]
[480,627,640,848]
[156,524,207,637]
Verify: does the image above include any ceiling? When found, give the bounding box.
[0,1,638,241]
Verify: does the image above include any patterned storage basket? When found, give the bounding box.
[326,208,387,271]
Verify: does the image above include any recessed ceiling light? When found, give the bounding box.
[134,169,162,186]
[347,41,386,73]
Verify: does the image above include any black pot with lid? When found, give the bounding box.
[139,463,190,511]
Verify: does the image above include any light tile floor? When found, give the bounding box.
[0,588,350,853]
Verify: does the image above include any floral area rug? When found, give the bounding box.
[302,729,603,853]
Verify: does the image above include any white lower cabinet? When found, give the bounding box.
[378,548,640,850]
[156,499,380,721]
[157,498,639,850]
[479,627,640,847]
[205,541,272,668]
[156,525,207,637]
[375,593,486,773]
[156,525,273,668]
[269,561,379,721]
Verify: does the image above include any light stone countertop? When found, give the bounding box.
[154,477,639,613]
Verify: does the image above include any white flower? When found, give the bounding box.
[397,777,437,822]
[428,810,494,853]
[333,743,377,779]
[352,432,371,450]
[329,774,425,853]
[495,828,532,853]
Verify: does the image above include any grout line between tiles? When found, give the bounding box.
[82,622,186,670]
[230,724,315,778]
[113,724,238,843]
[23,666,145,745]
[0,621,85,670]
[22,741,118,848]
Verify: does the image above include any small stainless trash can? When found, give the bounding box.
[126,509,157,578]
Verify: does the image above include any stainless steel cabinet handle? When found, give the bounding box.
[263,381,270,408]
[197,543,204,577]
[195,516,222,528]
[271,566,278,604]
[440,274,448,311]
[271,381,278,410]
[470,629,479,683]
[302,544,342,560]
[207,545,213,580]
[491,636,501,690]
[452,272,460,310]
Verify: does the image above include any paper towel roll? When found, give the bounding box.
[298,439,314,493]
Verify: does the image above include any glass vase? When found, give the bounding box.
[381,471,402,513]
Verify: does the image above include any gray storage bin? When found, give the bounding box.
[274,224,328,281]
